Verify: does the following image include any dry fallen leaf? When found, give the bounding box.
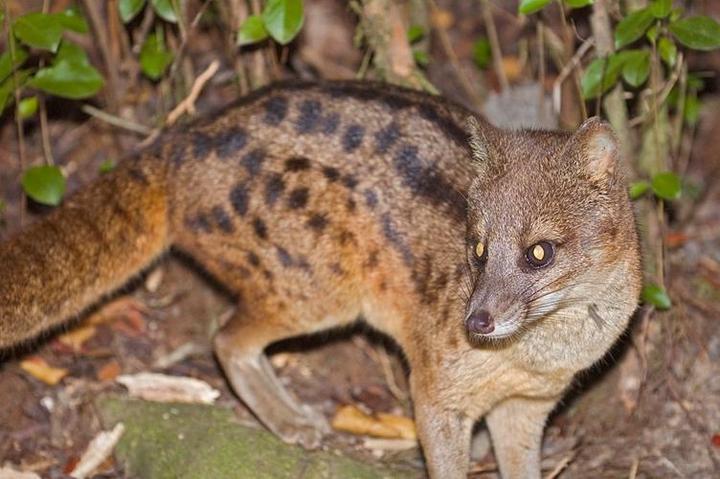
[86,296,148,326]
[57,324,97,352]
[502,56,523,82]
[97,361,122,382]
[20,356,69,385]
[117,373,220,404]
[331,404,416,440]
[69,423,124,479]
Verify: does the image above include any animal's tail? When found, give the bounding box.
[0,158,170,348]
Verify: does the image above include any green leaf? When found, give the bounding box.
[13,12,64,52]
[621,49,650,87]
[472,38,492,69]
[262,0,304,45]
[629,180,650,199]
[140,29,173,80]
[646,24,659,43]
[669,7,683,23]
[565,0,593,7]
[684,93,700,126]
[686,73,705,91]
[407,25,425,44]
[56,41,89,64]
[99,159,116,173]
[0,69,32,113]
[151,0,178,23]
[413,50,429,67]
[28,59,104,99]
[642,283,671,310]
[651,172,682,200]
[56,8,89,33]
[581,52,628,99]
[21,165,66,206]
[614,7,654,49]
[649,0,671,19]
[518,0,551,15]
[658,37,677,67]
[669,16,720,51]
[18,96,38,119]
[236,15,268,46]
[0,46,29,84]
[120,0,147,23]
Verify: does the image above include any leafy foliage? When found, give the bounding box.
[21,166,66,206]
[642,283,672,310]
[140,28,174,80]
[237,0,305,46]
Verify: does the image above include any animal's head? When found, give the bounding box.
[462,117,641,344]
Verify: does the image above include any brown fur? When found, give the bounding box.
[0,81,641,478]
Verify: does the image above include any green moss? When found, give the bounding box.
[97,396,419,479]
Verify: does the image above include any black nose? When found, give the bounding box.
[466,309,495,335]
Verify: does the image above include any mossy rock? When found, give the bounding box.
[97,396,420,479]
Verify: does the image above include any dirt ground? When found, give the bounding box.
[0,1,719,478]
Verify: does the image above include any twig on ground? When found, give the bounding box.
[544,450,576,479]
[167,60,221,125]
[81,105,153,135]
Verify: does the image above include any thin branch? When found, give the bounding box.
[167,59,221,125]
[552,37,594,116]
[481,0,509,91]
[81,105,153,135]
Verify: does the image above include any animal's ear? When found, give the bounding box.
[569,117,620,182]
[465,116,502,178]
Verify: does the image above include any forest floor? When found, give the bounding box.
[0,1,719,478]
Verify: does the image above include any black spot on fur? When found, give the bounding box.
[241,149,265,177]
[185,213,212,233]
[375,122,400,153]
[365,250,379,269]
[342,124,365,152]
[321,112,340,135]
[229,183,249,216]
[307,213,328,232]
[346,198,356,212]
[418,104,467,146]
[128,167,148,184]
[265,173,285,206]
[215,127,248,158]
[285,157,311,172]
[341,175,358,189]
[252,217,268,240]
[170,143,186,167]
[338,230,355,246]
[276,246,293,267]
[287,187,309,209]
[381,213,414,265]
[263,96,288,125]
[322,166,340,182]
[211,206,235,233]
[192,132,213,158]
[330,263,344,275]
[296,100,322,134]
[247,251,261,267]
[393,144,466,222]
[363,189,378,208]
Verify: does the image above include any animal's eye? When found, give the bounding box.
[475,241,487,260]
[526,241,554,268]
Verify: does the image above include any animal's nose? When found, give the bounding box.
[466,309,495,335]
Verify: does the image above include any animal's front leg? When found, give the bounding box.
[485,396,559,479]
[411,375,474,479]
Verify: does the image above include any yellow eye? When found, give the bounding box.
[526,241,554,267]
[475,242,485,259]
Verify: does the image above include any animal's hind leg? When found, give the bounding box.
[214,302,330,449]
